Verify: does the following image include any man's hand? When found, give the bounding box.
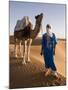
[40,52,43,56]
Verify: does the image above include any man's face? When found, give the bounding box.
[46,27,52,34]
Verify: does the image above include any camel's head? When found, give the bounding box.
[35,13,43,25]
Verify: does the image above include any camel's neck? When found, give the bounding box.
[31,21,41,39]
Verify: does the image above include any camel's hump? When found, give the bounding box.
[14,16,31,31]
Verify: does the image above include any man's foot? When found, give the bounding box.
[45,68,51,76]
[52,71,59,78]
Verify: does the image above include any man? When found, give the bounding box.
[41,24,58,77]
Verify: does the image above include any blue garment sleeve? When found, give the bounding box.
[53,33,57,46]
[53,33,57,55]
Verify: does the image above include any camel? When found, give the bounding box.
[14,13,43,64]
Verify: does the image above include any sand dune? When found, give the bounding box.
[9,40,66,88]
[10,57,66,89]
[30,40,66,77]
[9,40,66,77]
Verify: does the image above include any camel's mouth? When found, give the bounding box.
[40,13,43,17]
[35,13,43,19]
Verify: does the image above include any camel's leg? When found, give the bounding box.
[18,40,23,57]
[22,40,27,64]
[14,39,18,58]
[21,43,24,58]
[27,39,32,62]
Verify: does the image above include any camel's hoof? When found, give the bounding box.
[27,58,31,63]
[22,61,26,65]
[27,60,31,63]
[44,69,51,77]
[21,56,23,58]
[15,55,18,58]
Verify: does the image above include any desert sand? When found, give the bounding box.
[9,39,66,88]
[30,40,66,77]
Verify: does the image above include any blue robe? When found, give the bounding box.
[41,33,57,71]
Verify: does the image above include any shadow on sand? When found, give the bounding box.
[9,57,66,89]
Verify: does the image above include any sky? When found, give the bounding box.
[9,1,66,39]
